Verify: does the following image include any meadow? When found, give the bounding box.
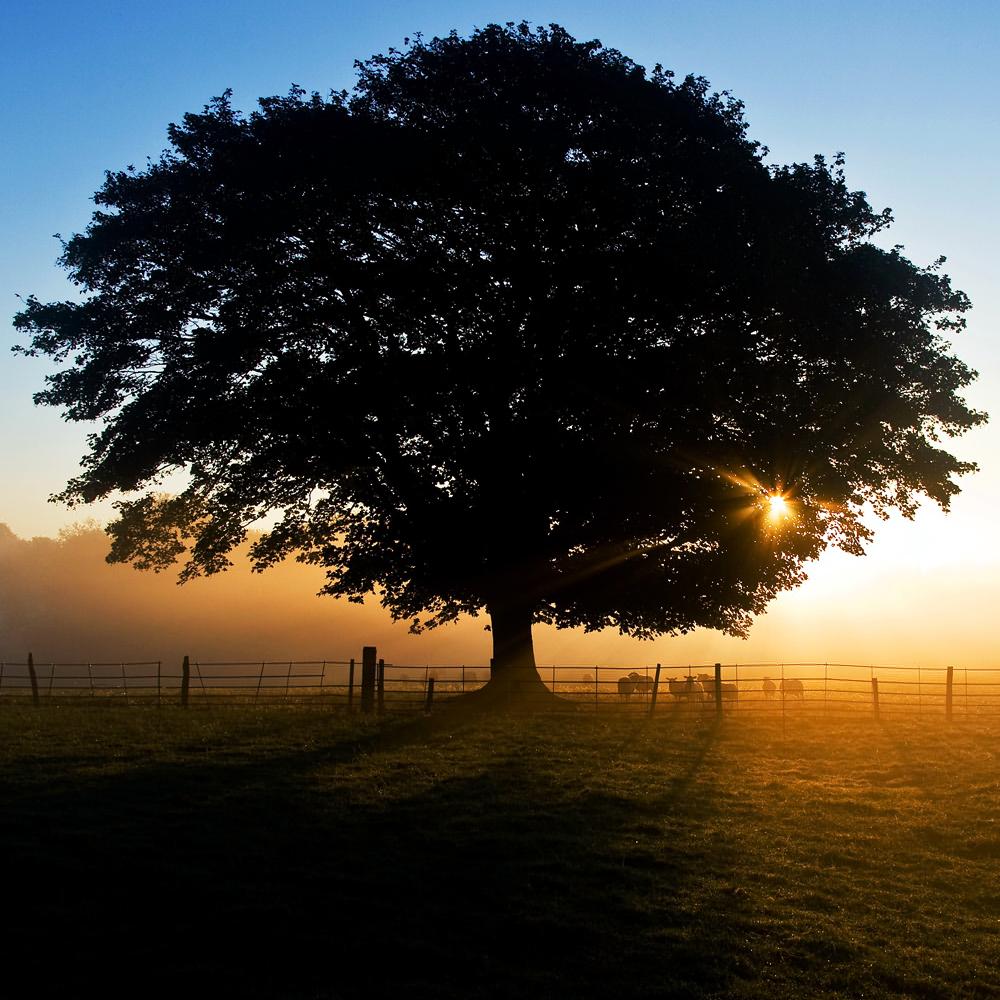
[2,705,998,998]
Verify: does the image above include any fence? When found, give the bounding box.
[2,651,999,720]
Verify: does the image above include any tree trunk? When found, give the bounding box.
[478,600,558,705]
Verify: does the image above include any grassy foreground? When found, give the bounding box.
[2,706,998,999]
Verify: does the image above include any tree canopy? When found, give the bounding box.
[14,22,984,693]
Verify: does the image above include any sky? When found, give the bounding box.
[2,1,998,667]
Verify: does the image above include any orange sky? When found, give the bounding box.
[1,505,997,670]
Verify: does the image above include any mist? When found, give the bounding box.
[0,522,490,667]
[3,521,995,670]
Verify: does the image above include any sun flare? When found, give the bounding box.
[768,494,790,519]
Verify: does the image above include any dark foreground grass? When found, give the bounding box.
[2,706,998,999]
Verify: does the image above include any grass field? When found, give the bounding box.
[2,706,998,998]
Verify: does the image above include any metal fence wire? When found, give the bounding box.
[1,658,999,719]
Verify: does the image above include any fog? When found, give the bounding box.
[0,522,490,667]
[2,521,996,670]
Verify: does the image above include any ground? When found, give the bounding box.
[2,706,998,998]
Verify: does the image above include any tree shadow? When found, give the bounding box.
[3,716,740,999]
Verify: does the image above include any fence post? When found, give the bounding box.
[424,676,435,715]
[361,646,376,714]
[946,665,954,721]
[157,661,162,708]
[780,663,786,735]
[377,658,385,715]
[28,652,39,708]
[181,655,190,708]
[254,661,265,704]
[649,663,661,716]
[714,662,723,719]
[871,676,880,721]
[347,658,355,712]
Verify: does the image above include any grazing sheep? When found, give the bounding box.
[667,676,704,702]
[762,677,777,700]
[695,673,738,703]
[780,677,804,699]
[628,671,654,699]
[617,675,637,701]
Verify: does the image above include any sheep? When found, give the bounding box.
[695,673,738,703]
[762,677,777,700]
[667,676,704,702]
[780,677,805,699]
[628,671,654,699]
[617,675,637,701]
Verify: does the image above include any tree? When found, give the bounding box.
[14,22,984,703]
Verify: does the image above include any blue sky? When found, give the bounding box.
[2,1,998,663]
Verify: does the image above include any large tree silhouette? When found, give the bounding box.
[15,23,984,701]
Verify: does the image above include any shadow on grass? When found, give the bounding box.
[3,713,735,999]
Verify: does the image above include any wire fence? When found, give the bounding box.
[1,655,999,720]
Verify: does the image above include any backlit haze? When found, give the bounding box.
[2,1,998,668]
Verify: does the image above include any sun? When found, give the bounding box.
[767,494,790,519]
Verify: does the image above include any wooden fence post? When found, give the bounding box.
[377,658,385,715]
[649,663,661,716]
[946,665,954,721]
[254,661,265,704]
[361,646,376,714]
[714,662,723,719]
[347,658,355,713]
[871,676,880,721]
[181,655,190,708]
[424,676,435,715]
[28,652,40,708]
